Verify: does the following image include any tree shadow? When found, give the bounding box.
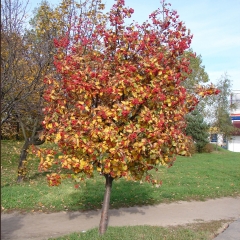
[27,171,50,181]
[1,213,24,240]
[1,171,51,188]
[67,177,156,218]
[66,209,101,220]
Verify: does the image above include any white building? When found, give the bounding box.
[209,90,240,152]
[229,90,240,152]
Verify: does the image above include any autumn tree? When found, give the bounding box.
[16,0,83,181]
[1,0,43,180]
[35,0,219,234]
[1,0,29,126]
[0,0,56,181]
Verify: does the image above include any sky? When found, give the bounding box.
[27,0,240,90]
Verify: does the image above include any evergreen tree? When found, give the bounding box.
[186,109,210,153]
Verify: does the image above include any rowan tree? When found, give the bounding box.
[34,0,219,234]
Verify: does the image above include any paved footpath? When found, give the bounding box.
[214,218,240,240]
[1,197,240,240]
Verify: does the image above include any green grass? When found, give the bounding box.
[49,220,230,240]
[1,140,240,212]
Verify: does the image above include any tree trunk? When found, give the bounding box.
[15,116,20,140]
[16,121,20,140]
[99,174,114,235]
[17,139,31,183]
[17,131,45,183]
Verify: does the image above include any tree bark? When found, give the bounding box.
[16,120,20,140]
[17,139,31,183]
[16,119,45,183]
[99,174,114,235]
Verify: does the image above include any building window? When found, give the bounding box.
[210,134,217,143]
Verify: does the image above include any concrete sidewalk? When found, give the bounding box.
[1,196,240,240]
[214,218,240,240]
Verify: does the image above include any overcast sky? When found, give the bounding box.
[27,0,240,90]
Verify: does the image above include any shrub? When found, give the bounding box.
[186,140,196,155]
[203,143,214,153]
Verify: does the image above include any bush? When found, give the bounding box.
[203,143,214,153]
[187,140,196,155]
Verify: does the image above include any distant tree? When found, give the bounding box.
[182,50,211,114]
[185,109,209,152]
[207,73,235,139]
[181,51,210,152]
[183,50,209,89]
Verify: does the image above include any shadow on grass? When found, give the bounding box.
[1,171,51,188]
[27,171,51,181]
[1,172,50,188]
[66,177,157,213]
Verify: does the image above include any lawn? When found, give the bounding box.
[1,140,240,212]
[1,140,239,240]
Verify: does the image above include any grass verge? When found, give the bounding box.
[49,220,230,240]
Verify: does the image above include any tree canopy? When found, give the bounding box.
[36,0,218,184]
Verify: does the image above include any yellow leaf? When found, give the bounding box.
[122,165,127,170]
[109,148,116,154]
[104,168,110,174]
[54,132,61,143]
[113,166,118,171]
[180,150,186,155]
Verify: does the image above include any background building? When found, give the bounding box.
[229,90,240,152]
